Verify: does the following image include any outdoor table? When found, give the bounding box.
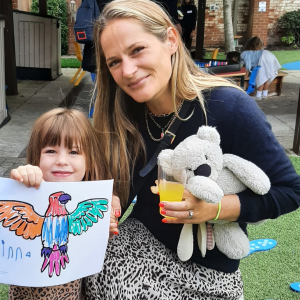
[215,67,247,89]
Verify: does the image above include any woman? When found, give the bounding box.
[86,0,300,299]
[179,0,197,51]
[241,36,281,100]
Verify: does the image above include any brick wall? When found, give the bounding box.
[12,0,18,10]
[203,0,250,48]
[201,0,297,48]
[66,0,82,55]
[268,0,300,45]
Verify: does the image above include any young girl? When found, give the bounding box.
[9,108,120,300]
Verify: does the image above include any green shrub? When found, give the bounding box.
[279,10,300,46]
[281,31,295,46]
[31,0,69,55]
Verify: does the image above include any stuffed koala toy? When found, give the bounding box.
[157,126,270,261]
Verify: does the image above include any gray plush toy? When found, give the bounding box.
[157,126,270,261]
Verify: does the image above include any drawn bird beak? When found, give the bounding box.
[59,193,71,204]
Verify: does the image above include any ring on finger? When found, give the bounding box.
[188,210,193,219]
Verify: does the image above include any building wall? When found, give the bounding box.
[66,0,82,55]
[12,0,18,10]
[202,0,298,48]
[268,0,300,45]
[17,0,32,11]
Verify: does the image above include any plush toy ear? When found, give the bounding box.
[197,126,220,145]
[158,149,174,169]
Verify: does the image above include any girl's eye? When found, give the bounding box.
[45,150,56,154]
[132,46,145,55]
[70,150,79,155]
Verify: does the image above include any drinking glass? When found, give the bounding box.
[157,163,187,218]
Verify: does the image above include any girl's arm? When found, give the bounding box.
[10,165,44,189]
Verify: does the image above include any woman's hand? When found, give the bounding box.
[190,30,196,38]
[109,194,121,239]
[160,190,240,224]
[10,165,44,189]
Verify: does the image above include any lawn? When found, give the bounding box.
[1,156,300,299]
[204,50,300,66]
[62,50,300,68]
[61,58,81,68]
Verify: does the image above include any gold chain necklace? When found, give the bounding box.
[145,101,184,142]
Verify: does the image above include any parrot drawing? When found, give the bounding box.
[0,191,108,277]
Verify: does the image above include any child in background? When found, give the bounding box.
[9,108,120,300]
[241,36,281,100]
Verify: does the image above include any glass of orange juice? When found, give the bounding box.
[157,163,187,218]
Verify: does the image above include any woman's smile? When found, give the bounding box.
[128,75,150,88]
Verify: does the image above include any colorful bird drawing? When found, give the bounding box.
[0,191,108,277]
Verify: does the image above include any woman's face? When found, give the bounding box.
[101,19,177,105]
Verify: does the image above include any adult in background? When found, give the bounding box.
[241,36,281,100]
[85,0,300,299]
[179,0,197,51]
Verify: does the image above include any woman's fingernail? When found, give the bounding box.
[159,203,164,208]
[161,209,166,215]
[113,231,118,235]
[116,221,118,225]
[115,210,121,217]
[162,219,168,223]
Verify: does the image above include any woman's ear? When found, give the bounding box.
[167,26,179,54]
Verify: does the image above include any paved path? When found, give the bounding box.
[0,69,299,179]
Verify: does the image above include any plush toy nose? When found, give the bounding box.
[194,164,211,177]
[59,193,71,204]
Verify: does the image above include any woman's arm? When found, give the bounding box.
[160,89,300,224]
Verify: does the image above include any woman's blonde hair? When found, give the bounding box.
[27,108,110,182]
[93,0,240,206]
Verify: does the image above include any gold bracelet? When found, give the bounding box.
[213,201,222,221]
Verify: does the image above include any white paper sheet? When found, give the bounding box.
[0,178,113,287]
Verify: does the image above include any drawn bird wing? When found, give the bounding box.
[0,201,44,239]
[68,199,108,236]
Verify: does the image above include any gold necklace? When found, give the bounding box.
[145,101,184,142]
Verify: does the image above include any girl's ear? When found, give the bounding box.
[167,26,179,55]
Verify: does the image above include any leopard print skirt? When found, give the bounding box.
[9,279,85,300]
[85,218,244,300]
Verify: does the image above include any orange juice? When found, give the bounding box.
[159,181,185,217]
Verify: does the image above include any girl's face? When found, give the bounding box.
[101,19,178,106]
[39,142,86,182]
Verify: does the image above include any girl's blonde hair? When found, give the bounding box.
[93,0,240,206]
[27,108,110,182]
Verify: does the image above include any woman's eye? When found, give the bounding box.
[132,46,145,55]
[108,60,119,68]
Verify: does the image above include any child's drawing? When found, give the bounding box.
[0,191,108,277]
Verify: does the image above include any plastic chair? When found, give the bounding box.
[211,48,220,60]
[70,41,86,86]
[245,66,261,94]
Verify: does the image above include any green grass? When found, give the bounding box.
[204,50,300,66]
[61,58,81,68]
[1,156,300,299]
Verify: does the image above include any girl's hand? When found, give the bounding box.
[190,30,196,37]
[10,165,44,189]
[109,194,121,239]
[160,190,240,224]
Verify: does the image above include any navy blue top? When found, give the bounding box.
[127,87,300,273]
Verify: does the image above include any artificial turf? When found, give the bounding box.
[204,50,300,67]
[0,156,300,299]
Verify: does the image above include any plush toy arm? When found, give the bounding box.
[223,154,271,195]
[186,176,224,204]
[157,149,174,176]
